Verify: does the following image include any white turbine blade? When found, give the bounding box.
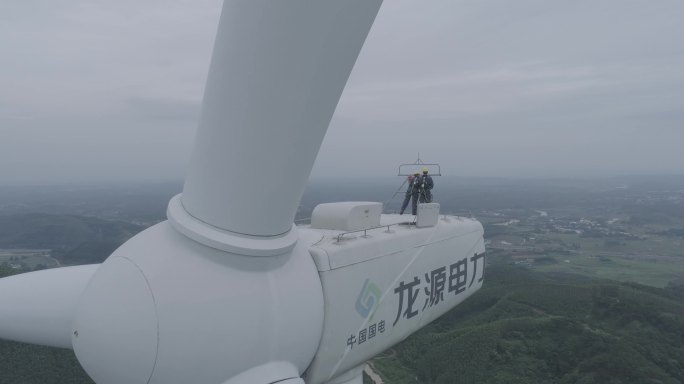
[181,0,383,238]
[0,265,99,348]
[220,361,305,384]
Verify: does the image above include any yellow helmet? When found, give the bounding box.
[422,168,428,174]
[413,171,420,175]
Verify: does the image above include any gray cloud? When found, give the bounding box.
[124,97,201,123]
[1,0,683,184]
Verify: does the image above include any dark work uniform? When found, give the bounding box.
[400,177,417,215]
[417,174,434,203]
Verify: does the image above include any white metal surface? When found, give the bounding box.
[321,365,363,384]
[301,216,485,383]
[167,194,298,256]
[221,361,301,384]
[70,222,325,384]
[311,202,382,232]
[0,265,98,348]
[72,257,158,384]
[181,0,383,238]
[416,203,440,227]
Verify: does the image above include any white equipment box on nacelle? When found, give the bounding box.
[416,203,440,227]
[311,202,382,231]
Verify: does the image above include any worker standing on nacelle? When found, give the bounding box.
[399,174,416,215]
[417,168,434,203]
[410,171,422,215]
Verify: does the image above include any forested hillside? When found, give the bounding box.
[372,265,684,384]
[0,340,93,384]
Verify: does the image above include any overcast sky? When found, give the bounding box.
[1,0,683,184]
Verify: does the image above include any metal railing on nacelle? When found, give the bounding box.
[335,221,414,243]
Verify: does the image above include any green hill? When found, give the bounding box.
[0,214,144,264]
[0,340,93,384]
[372,265,684,384]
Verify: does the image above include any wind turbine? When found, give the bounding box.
[0,1,485,383]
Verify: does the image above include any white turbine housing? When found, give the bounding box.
[71,221,324,384]
[302,211,485,383]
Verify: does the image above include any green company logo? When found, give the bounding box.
[355,278,381,320]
